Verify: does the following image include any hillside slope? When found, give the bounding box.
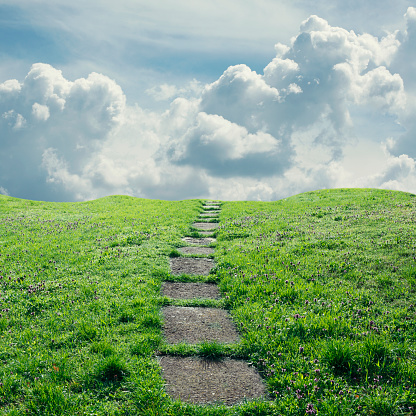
[0,189,415,415]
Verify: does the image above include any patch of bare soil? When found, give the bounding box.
[158,356,267,405]
[170,257,215,275]
[162,306,240,344]
[181,237,216,245]
[193,222,219,230]
[161,282,220,300]
[178,246,215,255]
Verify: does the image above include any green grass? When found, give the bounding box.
[0,189,416,415]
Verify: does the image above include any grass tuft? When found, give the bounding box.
[92,354,129,384]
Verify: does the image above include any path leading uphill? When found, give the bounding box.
[158,202,266,405]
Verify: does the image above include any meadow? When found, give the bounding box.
[0,188,415,415]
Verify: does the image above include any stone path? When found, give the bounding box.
[159,356,265,405]
[192,222,219,231]
[170,257,215,276]
[161,282,220,299]
[159,201,267,405]
[163,306,240,344]
[181,236,216,245]
[178,246,215,255]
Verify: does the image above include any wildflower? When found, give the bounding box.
[306,403,317,415]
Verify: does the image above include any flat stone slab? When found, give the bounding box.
[193,222,219,230]
[158,356,266,405]
[202,205,220,210]
[178,246,215,255]
[199,212,219,217]
[162,306,240,344]
[161,282,221,299]
[182,237,216,245]
[170,257,215,275]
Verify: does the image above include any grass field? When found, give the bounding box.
[0,188,415,415]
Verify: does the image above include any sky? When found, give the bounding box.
[0,1,415,202]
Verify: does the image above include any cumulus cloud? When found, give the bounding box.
[1,11,416,201]
[32,103,50,121]
[146,80,203,102]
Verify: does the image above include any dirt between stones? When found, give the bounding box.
[170,257,215,275]
[181,237,216,245]
[158,356,267,405]
[161,282,220,299]
[178,246,215,255]
[162,306,240,344]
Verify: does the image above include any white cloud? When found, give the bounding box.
[32,103,50,121]
[2,110,26,130]
[366,152,416,194]
[0,79,21,94]
[1,11,416,201]
[146,80,202,102]
[405,6,416,22]
[170,112,283,177]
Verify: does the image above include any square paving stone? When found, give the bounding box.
[162,306,240,344]
[181,237,216,245]
[161,282,221,300]
[199,212,219,217]
[178,246,215,255]
[170,257,215,275]
[158,356,267,405]
[193,222,219,230]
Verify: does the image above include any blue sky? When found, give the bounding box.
[0,1,415,201]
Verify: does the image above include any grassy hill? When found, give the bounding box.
[0,189,415,415]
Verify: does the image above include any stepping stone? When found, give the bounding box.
[162,306,240,344]
[161,282,220,300]
[182,237,216,245]
[202,205,220,210]
[178,246,215,255]
[158,356,266,405]
[193,222,219,230]
[199,212,219,217]
[170,257,215,275]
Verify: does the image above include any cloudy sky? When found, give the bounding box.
[0,1,415,201]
